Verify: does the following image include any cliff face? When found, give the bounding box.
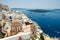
[0,4,9,11]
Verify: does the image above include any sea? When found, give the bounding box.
[12,8,60,37]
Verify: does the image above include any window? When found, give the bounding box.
[0,8,2,12]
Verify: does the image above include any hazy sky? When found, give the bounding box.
[0,0,60,9]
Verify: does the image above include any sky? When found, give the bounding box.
[0,0,60,9]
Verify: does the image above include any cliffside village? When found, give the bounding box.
[0,4,59,40]
[0,4,38,37]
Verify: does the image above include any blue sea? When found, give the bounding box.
[12,8,60,37]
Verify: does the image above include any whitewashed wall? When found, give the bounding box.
[0,32,30,40]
